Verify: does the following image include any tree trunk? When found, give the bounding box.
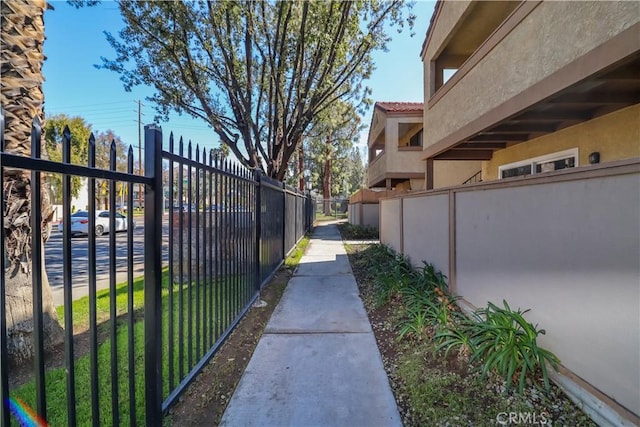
[322,135,332,215]
[298,144,305,191]
[1,0,64,365]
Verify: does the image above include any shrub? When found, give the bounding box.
[359,244,561,396]
[373,251,413,306]
[338,223,379,240]
[470,300,560,393]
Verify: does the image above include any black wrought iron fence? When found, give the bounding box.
[0,110,314,426]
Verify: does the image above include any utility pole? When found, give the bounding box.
[138,100,143,211]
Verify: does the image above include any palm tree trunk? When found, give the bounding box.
[1,0,64,365]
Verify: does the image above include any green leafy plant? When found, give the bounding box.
[338,223,379,240]
[470,300,560,393]
[398,290,463,340]
[373,251,413,306]
[435,319,476,362]
[414,261,448,292]
[397,307,431,341]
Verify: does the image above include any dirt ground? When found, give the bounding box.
[166,267,291,426]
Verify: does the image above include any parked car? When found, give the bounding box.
[173,204,196,212]
[58,210,136,236]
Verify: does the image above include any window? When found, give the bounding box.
[499,149,578,179]
[409,130,423,147]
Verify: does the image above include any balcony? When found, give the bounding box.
[367,148,424,189]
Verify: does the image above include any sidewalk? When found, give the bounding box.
[220,223,401,427]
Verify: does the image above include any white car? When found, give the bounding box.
[60,210,136,236]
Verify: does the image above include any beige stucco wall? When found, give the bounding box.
[368,113,424,188]
[434,160,482,188]
[410,178,425,191]
[385,116,424,172]
[380,163,640,418]
[348,203,380,229]
[348,203,360,225]
[367,155,387,187]
[422,1,640,148]
[380,198,402,252]
[422,1,473,62]
[362,204,379,229]
[454,172,640,416]
[482,104,640,180]
[402,194,449,274]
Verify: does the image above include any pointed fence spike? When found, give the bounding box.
[110,139,117,170]
[179,136,184,156]
[88,133,96,167]
[188,141,192,159]
[128,146,134,173]
[31,115,42,159]
[169,132,174,153]
[62,125,71,163]
[195,146,200,163]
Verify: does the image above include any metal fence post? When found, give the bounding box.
[144,124,163,424]
[254,169,262,290]
[281,182,286,258]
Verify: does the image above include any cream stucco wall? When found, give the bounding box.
[367,155,388,188]
[410,178,425,191]
[380,164,640,419]
[402,194,449,274]
[367,110,425,188]
[482,104,640,181]
[422,1,640,149]
[348,203,380,229]
[422,1,473,62]
[434,160,482,188]
[380,198,402,253]
[455,172,640,416]
[385,116,424,171]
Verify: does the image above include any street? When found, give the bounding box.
[45,218,169,306]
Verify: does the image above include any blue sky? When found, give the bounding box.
[42,1,435,161]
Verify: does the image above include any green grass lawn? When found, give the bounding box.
[12,270,254,425]
[11,237,311,426]
[315,211,347,222]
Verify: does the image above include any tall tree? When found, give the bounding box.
[101,0,412,180]
[346,146,366,194]
[304,101,362,213]
[1,0,64,362]
[93,130,127,209]
[43,114,92,203]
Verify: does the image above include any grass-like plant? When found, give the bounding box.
[434,317,478,362]
[397,307,431,341]
[470,300,560,393]
[338,223,379,240]
[373,251,413,306]
[399,284,462,341]
[354,244,561,396]
[414,261,448,291]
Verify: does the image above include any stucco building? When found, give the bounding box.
[421,0,639,187]
[379,1,640,424]
[367,101,425,191]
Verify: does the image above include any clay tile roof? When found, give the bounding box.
[375,102,424,113]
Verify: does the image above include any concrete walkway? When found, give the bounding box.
[220,223,401,427]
